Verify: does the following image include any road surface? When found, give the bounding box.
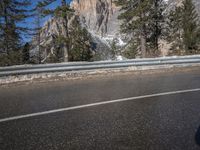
[0,68,200,150]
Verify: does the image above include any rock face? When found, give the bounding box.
[30,16,77,62]
[70,0,124,60]
[71,0,121,37]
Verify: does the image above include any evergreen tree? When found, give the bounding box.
[123,40,138,59]
[115,0,151,58]
[167,6,183,53]
[32,2,46,64]
[0,0,31,66]
[54,1,75,62]
[22,43,30,63]
[168,0,200,54]
[0,20,21,54]
[68,17,93,61]
[148,0,166,53]
[182,0,200,54]
[115,0,166,57]
[110,39,118,58]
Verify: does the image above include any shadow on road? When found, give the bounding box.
[195,126,200,146]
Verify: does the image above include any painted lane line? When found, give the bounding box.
[0,88,200,123]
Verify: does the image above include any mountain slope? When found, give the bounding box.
[30,0,200,62]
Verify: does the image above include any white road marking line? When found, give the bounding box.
[0,88,200,123]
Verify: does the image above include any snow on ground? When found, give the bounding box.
[115,55,128,61]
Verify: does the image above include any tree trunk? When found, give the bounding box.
[37,23,41,64]
[3,2,9,55]
[139,0,147,58]
[140,21,147,58]
[154,0,159,51]
[37,34,41,64]
[63,46,68,62]
[36,9,42,64]
[61,0,69,62]
[141,34,146,58]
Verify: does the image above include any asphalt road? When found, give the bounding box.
[0,68,200,150]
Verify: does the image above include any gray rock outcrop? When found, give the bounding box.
[71,0,121,37]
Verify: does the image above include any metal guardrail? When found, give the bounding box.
[0,55,200,77]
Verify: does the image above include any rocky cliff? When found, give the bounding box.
[71,0,121,38]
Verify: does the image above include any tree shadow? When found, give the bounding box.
[195,126,200,146]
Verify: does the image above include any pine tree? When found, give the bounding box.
[0,20,21,54]
[167,7,183,53]
[168,0,200,54]
[0,0,31,66]
[68,17,93,61]
[148,0,166,53]
[54,1,75,62]
[110,39,118,58]
[32,2,47,64]
[115,0,166,57]
[182,0,200,54]
[115,0,151,58]
[22,43,30,63]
